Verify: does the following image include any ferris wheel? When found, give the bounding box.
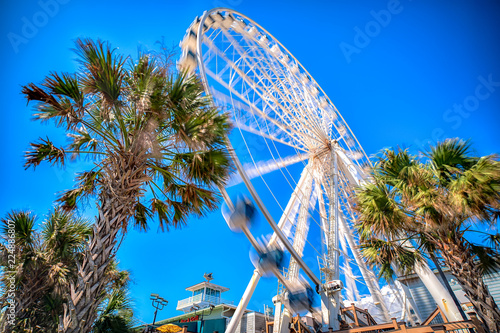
[178,8,418,331]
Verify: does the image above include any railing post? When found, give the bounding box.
[391,318,399,330]
[431,325,446,333]
[351,305,358,326]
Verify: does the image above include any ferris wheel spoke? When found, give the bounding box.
[241,35,327,140]
[233,43,327,143]
[209,88,307,152]
[227,152,310,187]
[205,47,312,145]
[235,121,308,152]
[287,169,314,282]
[205,66,315,148]
[203,35,325,146]
[267,163,314,254]
[316,181,329,255]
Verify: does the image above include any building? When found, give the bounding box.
[398,266,500,322]
[138,277,271,333]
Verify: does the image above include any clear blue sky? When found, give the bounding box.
[2,0,500,325]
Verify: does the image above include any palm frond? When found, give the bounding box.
[23,82,80,129]
[43,72,84,109]
[41,209,92,260]
[174,150,232,188]
[166,182,219,216]
[360,238,421,281]
[75,38,126,107]
[24,137,66,170]
[355,182,410,239]
[150,198,188,231]
[1,210,37,248]
[56,170,102,211]
[133,202,152,232]
[468,243,500,274]
[426,138,476,181]
[484,233,500,251]
[93,286,135,333]
[68,126,101,155]
[448,155,500,223]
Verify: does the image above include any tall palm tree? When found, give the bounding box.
[355,139,500,332]
[22,38,231,332]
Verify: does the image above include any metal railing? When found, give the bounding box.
[176,294,234,309]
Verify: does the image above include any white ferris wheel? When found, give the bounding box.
[178,8,430,331]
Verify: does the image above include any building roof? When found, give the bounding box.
[185,281,229,292]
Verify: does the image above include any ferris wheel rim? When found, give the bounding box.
[190,7,363,281]
[194,7,371,168]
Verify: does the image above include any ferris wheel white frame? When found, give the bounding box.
[178,7,464,331]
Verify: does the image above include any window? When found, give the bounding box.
[205,289,221,299]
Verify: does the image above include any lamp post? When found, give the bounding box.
[190,304,215,333]
[149,293,168,332]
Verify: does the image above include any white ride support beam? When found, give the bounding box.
[413,263,463,322]
[326,148,340,330]
[338,215,391,323]
[272,296,283,333]
[279,308,291,333]
[278,170,313,333]
[316,183,337,330]
[272,166,311,333]
[287,170,313,281]
[225,270,261,333]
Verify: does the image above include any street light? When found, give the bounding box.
[148,293,168,332]
[190,304,215,333]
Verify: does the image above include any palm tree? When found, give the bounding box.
[355,139,500,332]
[92,285,135,333]
[22,38,231,332]
[0,209,137,332]
[93,259,135,333]
[0,209,92,332]
[0,210,41,331]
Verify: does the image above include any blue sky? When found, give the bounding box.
[2,0,500,325]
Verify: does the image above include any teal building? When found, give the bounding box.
[140,279,270,333]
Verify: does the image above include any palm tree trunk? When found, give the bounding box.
[439,241,500,333]
[63,152,148,333]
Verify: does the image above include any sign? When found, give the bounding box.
[180,315,199,323]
